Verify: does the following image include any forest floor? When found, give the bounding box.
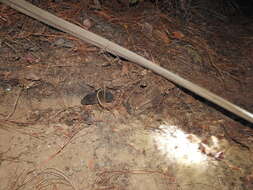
[0,1,253,190]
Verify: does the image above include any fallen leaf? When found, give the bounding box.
[214,151,224,160]
[172,31,184,39]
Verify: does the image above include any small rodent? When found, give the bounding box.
[81,89,114,105]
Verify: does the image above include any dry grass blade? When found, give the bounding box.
[10,168,77,190]
[5,88,23,120]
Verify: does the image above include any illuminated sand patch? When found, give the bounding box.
[152,124,223,165]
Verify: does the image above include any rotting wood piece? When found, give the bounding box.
[1,0,252,123]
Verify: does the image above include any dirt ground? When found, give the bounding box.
[0,1,253,190]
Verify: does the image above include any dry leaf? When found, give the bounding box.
[172,31,184,39]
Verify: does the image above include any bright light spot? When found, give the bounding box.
[152,124,207,165]
[211,136,219,148]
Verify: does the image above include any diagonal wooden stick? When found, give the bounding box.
[1,0,252,123]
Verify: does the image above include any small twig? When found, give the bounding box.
[4,41,18,53]
[0,15,7,21]
[101,50,121,65]
[96,88,117,119]
[5,88,23,120]
[98,169,176,181]
[14,168,77,190]
[38,128,83,168]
